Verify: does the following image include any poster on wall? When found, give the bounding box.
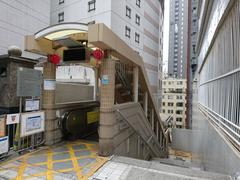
[0,136,8,155]
[20,111,45,137]
[44,79,56,90]
[6,113,20,125]
[0,115,6,137]
[25,99,40,112]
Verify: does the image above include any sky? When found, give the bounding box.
[163,0,170,73]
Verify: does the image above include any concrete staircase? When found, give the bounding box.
[90,156,232,180]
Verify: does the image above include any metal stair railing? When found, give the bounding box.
[115,62,133,99]
[114,102,166,157]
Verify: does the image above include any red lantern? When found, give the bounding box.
[93,49,104,60]
[49,54,61,65]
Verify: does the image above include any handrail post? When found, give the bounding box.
[144,92,148,117]
[133,66,139,103]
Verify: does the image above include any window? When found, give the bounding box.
[135,33,140,43]
[177,81,183,85]
[168,95,173,99]
[136,14,140,25]
[168,103,174,106]
[176,110,183,115]
[163,109,165,113]
[59,0,64,4]
[125,26,131,38]
[126,6,131,18]
[136,0,141,7]
[58,12,64,23]
[176,125,182,128]
[88,0,96,12]
[168,110,173,114]
[163,102,165,106]
[176,118,182,122]
[176,102,183,107]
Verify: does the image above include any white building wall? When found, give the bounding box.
[50,0,163,103]
[0,0,50,58]
[51,0,111,27]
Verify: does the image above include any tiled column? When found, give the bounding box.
[42,62,61,145]
[99,51,116,156]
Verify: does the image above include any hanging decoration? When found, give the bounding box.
[89,48,104,67]
[48,54,61,65]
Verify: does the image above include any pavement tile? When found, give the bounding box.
[53,173,77,180]
[77,157,96,167]
[53,160,73,170]
[0,169,18,179]
[52,146,69,153]
[74,150,91,157]
[72,144,87,150]
[24,165,48,175]
[52,152,70,161]
[27,155,48,164]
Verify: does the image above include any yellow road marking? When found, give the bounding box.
[67,143,82,179]
[46,149,53,180]
[16,156,28,180]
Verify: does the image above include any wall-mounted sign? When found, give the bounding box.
[25,99,40,112]
[0,115,6,137]
[101,75,109,85]
[0,136,8,155]
[20,111,45,137]
[87,111,99,124]
[17,68,42,97]
[44,79,56,90]
[6,113,20,125]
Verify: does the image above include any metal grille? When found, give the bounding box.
[0,114,44,159]
[198,1,240,149]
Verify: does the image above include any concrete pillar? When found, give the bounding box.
[144,92,148,117]
[42,61,61,145]
[133,66,139,103]
[99,51,116,156]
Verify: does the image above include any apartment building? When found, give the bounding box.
[168,0,189,78]
[50,0,164,107]
[0,0,51,58]
[161,78,187,128]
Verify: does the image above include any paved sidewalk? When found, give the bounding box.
[0,140,108,180]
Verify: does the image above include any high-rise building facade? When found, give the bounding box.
[168,0,188,78]
[51,0,164,108]
[161,78,187,129]
[0,0,51,58]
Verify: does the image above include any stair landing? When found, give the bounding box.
[90,156,231,180]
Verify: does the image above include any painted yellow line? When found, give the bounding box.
[46,149,53,180]
[16,156,28,180]
[67,143,82,179]
[83,157,109,180]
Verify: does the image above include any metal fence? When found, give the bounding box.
[198,0,240,150]
[0,114,44,160]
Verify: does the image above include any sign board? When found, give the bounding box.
[20,111,45,137]
[6,113,20,125]
[87,111,99,124]
[101,75,109,85]
[0,115,6,137]
[25,99,40,111]
[0,136,8,155]
[17,68,42,97]
[44,79,56,90]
